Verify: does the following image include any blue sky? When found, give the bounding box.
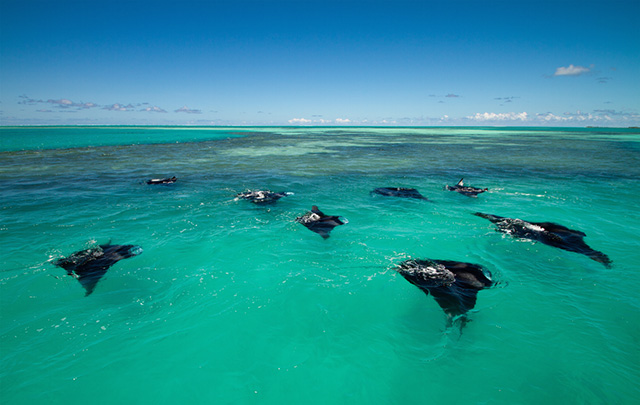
[1,0,638,126]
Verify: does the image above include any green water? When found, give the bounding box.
[1,127,639,404]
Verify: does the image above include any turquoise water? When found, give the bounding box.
[1,126,639,404]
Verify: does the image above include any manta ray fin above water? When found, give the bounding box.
[236,190,292,204]
[371,187,428,200]
[296,206,346,239]
[474,212,612,267]
[396,259,495,328]
[53,243,143,296]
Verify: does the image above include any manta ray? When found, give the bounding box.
[396,258,495,326]
[236,190,293,204]
[474,212,612,267]
[146,176,177,184]
[296,206,346,239]
[53,243,143,296]
[446,178,488,197]
[372,187,428,200]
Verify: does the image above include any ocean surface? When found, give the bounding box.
[1,126,639,404]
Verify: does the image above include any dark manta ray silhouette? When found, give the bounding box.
[146,176,177,184]
[474,212,612,268]
[53,243,143,296]
[236,190,293,204]
[446,178,488,197]
[396,259,495,326]
[372,187,427,200]
[296,206,346,239]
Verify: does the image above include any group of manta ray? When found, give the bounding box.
[53,177,612,329]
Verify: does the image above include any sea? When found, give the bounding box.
[1,126,638,404]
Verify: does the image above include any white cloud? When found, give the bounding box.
[288,118,312,124]
[286,117,353,125]
[535,110,637,123]
[467,112,529,121]
[537,112,562,121]
[554,64,590,76]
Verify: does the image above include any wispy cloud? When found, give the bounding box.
[554,64,591,76]
[18,95,188,115]
[495,96,519,103]
[103,103,136,111]
[18,95,43,105]
[593,109,623,116]
[21,96,113,112]
[48,98,74,107]
[536,109,639,123]
[141,106,167,113]
[288,117,354,125]
[464,109,639,125]
[429,93,461,99]
[175,106,202,114]
[537,111,599,122]
[467,112,529,121]
[45,99,99,109]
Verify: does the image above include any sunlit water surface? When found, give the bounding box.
[1,126,639,404]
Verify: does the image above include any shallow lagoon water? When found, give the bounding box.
[1,126,639,404]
